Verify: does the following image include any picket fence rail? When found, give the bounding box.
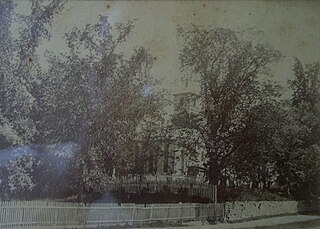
[0,201,225,229]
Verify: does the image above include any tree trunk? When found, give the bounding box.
[208,157,219,186]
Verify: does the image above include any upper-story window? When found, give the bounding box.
[175,96,189,112]
[174,93,198,114]
[179,97,186,107]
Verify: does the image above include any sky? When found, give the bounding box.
[17,0,320,95]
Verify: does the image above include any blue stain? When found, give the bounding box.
[0,145,39,165]
[0,142,79,166]
[143,85,153,97]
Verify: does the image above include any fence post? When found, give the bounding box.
[149,204,154,222]
[131,207,135,225]
[214,185,217,203]
[166,205,170,222]
[179,202,183,223]
[19,207,24,229]
[77,206,84,227]
[54,208,58,227]
[222,203,226,222]
[116,207,119,222]
[195,204,198,221]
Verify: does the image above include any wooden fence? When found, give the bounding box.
[98,175,217,201]
[105,181,216,200]
[0,201,225,228]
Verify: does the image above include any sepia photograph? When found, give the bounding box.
[0,0,319,228]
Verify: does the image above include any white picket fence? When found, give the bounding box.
[0,201,225,228]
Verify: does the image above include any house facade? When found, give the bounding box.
[169,90,207,182]
[137,83,208,183]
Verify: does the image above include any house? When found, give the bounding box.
[136,81,208,183]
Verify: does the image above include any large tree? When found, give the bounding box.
[175,26,282,189]
[0,2,165,198]
[33,16,166,193]
[277,58,320,198]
